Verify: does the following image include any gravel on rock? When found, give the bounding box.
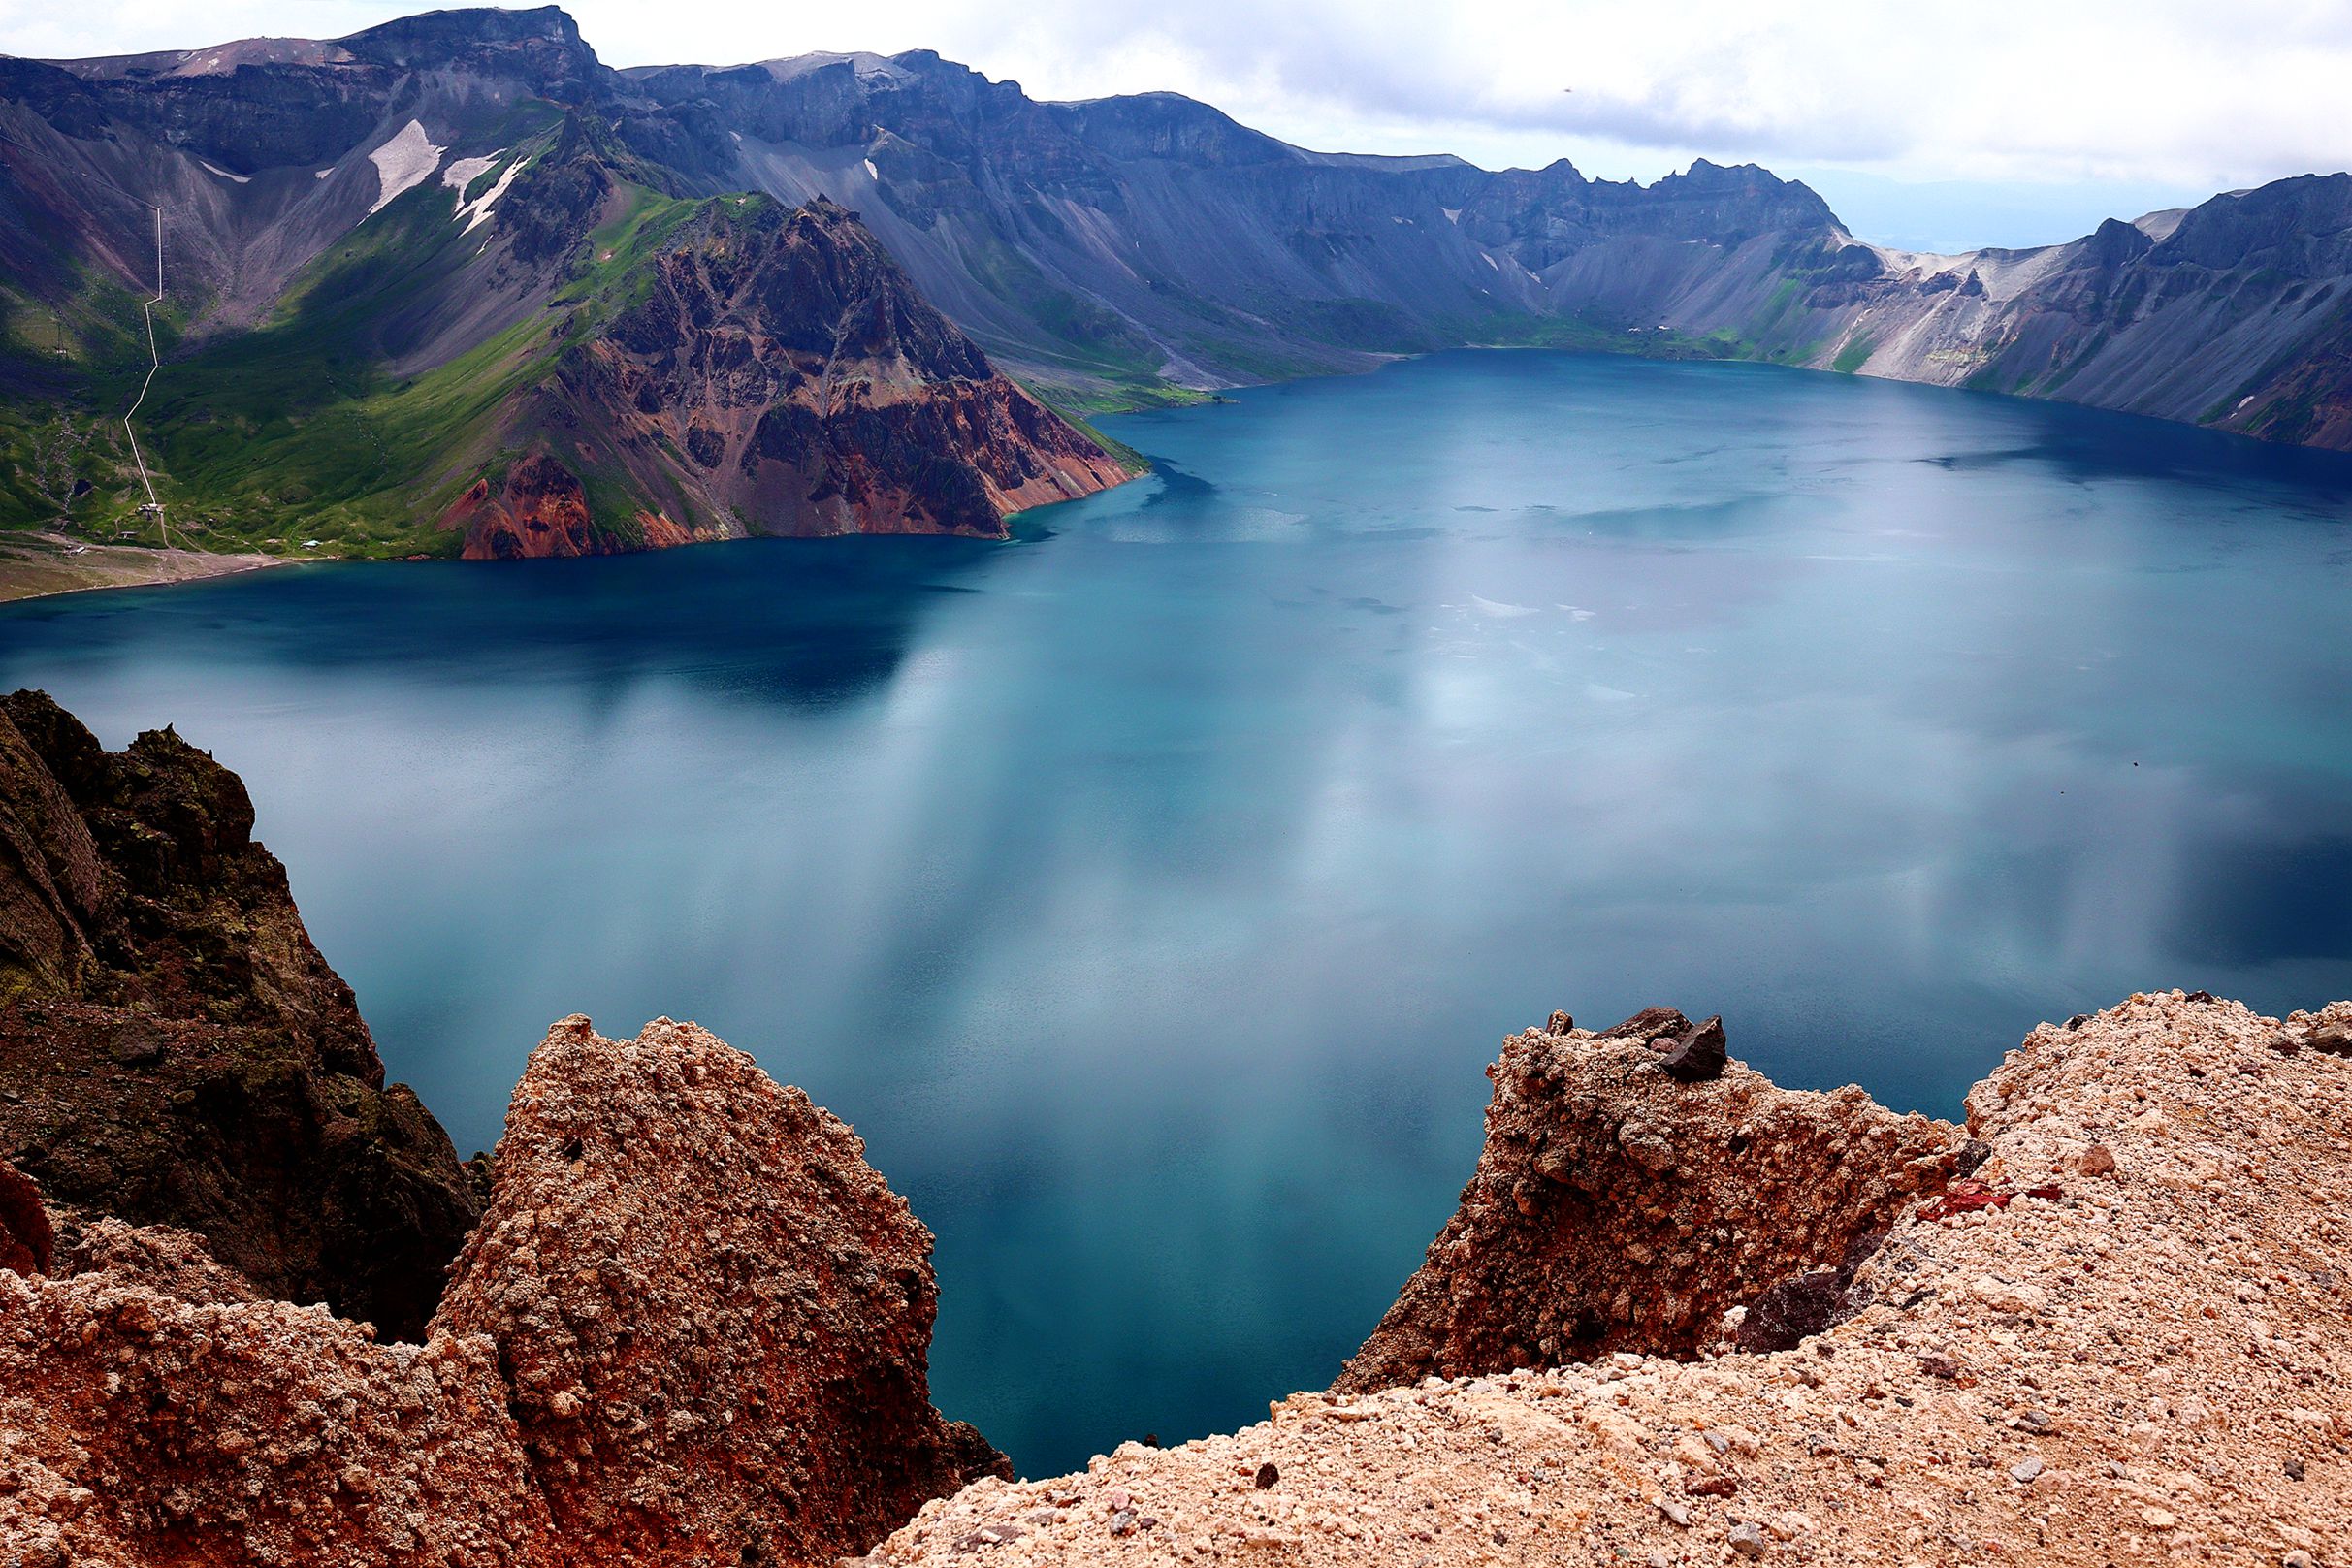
[865,992,2352,1568]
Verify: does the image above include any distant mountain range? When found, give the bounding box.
[4,5,2348,558]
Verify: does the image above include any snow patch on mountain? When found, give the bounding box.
[366,120,445,218]
[450,155,529,234]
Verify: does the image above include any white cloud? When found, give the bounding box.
[5,0,2345,200]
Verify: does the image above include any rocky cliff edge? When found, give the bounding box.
[0,689,478,1341]
[434,1014,1007,1563]
[868,992,2352,1565]
[0,1015,1002,1567]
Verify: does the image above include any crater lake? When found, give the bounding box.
[6,350,2351,1473]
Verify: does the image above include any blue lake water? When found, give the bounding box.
[5,350,2351,1474]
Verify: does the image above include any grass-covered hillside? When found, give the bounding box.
[0,110,1131,558]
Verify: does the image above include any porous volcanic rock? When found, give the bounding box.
[867,992,2352,1566]
[0,1212,562,1568]
[1334,1008,1964,1392]
[0,690,477,1340]
[57,1216,260,1304]
[434,1014,1007,1567]
[0,1157,50,1275]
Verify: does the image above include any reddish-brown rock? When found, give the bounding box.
[0,1157,49,1275]
[0,1211,562,1568]
[434,1015,1007,1567]
[877,992,2352,1568]
[443,453,608,560]
[438,192,1132,560]
[1333,1008,1964,1392]
[57,1216,259,1304]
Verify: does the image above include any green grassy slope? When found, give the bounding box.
[0,129,722,557]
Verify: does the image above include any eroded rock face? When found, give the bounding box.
[0,689,478,1340]
[0,1216,562,1568]
[1334,1008,1962,1392]
[1,1011,1001,1567]
[434,1015,1007,1567]
[441,192,1134,559]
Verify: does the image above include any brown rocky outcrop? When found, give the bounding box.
[0,1010,1000,1567]
[600,190,1136,536]
[1334,1008,1964,1392]
[0,1157,49,1275]
[0,689,478,1340]
[0,1217,564,1568]
[871,991,2352,1565]
[433,1014,1007,1566]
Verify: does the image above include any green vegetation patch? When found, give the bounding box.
[1832,335,1877,374]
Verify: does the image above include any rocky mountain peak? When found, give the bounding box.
[435,1014,1008,1563]
[1335,1008,1963,1391]
[338,3,599,80]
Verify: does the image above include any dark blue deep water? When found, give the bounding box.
[6,351,2352,1474]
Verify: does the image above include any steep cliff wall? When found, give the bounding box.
[0,689,477,1339]
[1807,178,2352,445]
[0,28,1135,553]
[443,193,1130,560]
[630,48,2352,451]
[11,5,2350,567]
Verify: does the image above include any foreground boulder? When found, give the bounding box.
[434,1015,1007,1566]
[0,1013,999,1567]
[0,1217,562,1568]
[0,689,478,1339]
[1335,1007,1962,1392]
[873,992,2352,1565]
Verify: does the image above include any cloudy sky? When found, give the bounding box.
[4,0,2346,250]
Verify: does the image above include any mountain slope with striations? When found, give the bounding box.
[4,5,2350,560]
[0,9,1132,557]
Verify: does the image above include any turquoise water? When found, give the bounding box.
[5,350,2351,1474]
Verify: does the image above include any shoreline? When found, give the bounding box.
[0,531,292,606]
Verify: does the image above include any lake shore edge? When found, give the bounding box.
[0,531,290,605]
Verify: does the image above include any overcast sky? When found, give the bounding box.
[4,0,2346,250]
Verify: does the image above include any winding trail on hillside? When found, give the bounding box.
[120,201,169,545]
[0,129,177,548]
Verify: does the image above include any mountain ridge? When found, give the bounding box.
[3,5,2348,564]
[0,25,1136,558]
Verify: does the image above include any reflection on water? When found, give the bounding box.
[4,349,2350,1475]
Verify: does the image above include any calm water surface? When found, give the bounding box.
[6,351,2351,1473]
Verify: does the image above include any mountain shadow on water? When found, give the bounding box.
[1,537,1009,713]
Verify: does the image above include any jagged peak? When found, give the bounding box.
[543,101,620,161]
